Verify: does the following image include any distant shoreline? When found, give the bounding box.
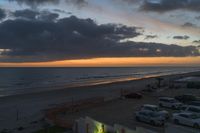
[0,70,199,100]
[0,67,199,98]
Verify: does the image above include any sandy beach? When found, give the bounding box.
[0,71,200,132]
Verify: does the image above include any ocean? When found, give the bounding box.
[0,67,199,97]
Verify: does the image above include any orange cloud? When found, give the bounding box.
[0,57,200,67]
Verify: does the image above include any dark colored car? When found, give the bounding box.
[188,101,200,107]
[175,95,197,104]
[124,92,143,99]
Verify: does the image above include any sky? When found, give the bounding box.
[0,0,200,67]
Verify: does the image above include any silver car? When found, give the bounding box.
[135,111,165,126]
[181,105,200,115]
[141,104,169,119]
[159,97,182,109]
[173,112,200,129]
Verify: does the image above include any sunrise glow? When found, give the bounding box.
[0,57,199,67]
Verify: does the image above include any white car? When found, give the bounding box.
[159,97,182,109]
[141,104,169,119]
[181,105,200,115]
[135,111,165,126]
[173,112,200,129]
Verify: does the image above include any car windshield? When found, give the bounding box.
[188,107,200,113]
[169,99,177,103]
[181,106,187,110]
[190,102,200,106]
[139,112,148,116]
[149,112,160,117]
[183,95,196,99]
[144,106,159,111]
[189,114,200,119]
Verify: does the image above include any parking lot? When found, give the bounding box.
[58,87,200,132]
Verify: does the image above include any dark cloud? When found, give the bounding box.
[193,40,200,44]
[116,0,141,4]
[195,16,200,20]
[173,35,190,40]
[117,0,200,12]
[9,0,87,7]
[139,0,200,12]
[13,9,39,19]
[145,35,158,40]
[0,15,140,62]
[182,22,197,28]
[0,15,199,62]
[37,11,59,21]
[53,9,72,15]
[0,9,6,20]
[13,9,59,21]
[122,42,199,57]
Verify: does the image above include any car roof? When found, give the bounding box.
[187,105,200,109]
[179,94,195,96]
[143,104,158,108]
[176,112,193,116]
[138,110,149,114]
[159,97,174,100]
[190,101,200,103]
[139,110,154,115]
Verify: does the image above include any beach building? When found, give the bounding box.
[73,117,200,133]
[73,117,157,133]
[173,77,200,89]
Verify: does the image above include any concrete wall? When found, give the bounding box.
[165,124,199,133]
[114,124,157,133]
[73,117,157,133]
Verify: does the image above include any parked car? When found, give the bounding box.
[175,94,197,104]
[159,97,182,109]
[181,105,200,115]
[124,92,143,99]
[179,105,188,111]
[188,101,200,107]
[135,111,165,126]
[142,88,154,93]
[172,112,200,129]
[140,104,169,119]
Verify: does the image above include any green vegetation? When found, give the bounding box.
[33,126,66,133]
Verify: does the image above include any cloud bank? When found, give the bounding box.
[193,40,200,44]
[0,12,199,62]
[145,35,158,40]
[9,0,87,7]
[119,0,200,12]
[173,35,190,40]
[182,22,197,28]
[13,9,59,21]
[0,9,6,20]
[10,0,200,12]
